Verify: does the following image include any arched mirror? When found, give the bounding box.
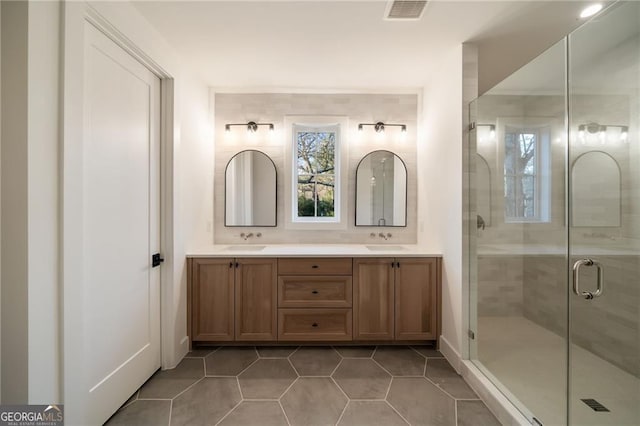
[571,151,621,227]
[355,150,407,226]
[225,150,277,226]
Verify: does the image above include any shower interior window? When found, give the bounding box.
[503,125,551,223]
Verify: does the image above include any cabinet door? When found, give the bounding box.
[353,258,395,340]
[395,258,438,340]
[191,258,235,341]
[235,258,278,341]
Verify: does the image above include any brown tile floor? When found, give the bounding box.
[105,346,501,426]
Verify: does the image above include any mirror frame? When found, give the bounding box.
[224,149,278,227]
[355,149,408,227]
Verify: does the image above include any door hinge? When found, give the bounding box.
[152,253,165,268]
[468,329,475,340]
[469,122,476,131]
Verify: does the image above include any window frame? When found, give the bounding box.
[497,118,552,224]
[284,116,349,230]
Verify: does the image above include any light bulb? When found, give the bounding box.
[620,127,628,142]
[580,4,603,19]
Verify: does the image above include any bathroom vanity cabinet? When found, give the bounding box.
[187,255,441,345]
[189,258,277,342]
[353,258,439,341]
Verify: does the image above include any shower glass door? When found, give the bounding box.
[568,3,640,425]
[468,39,569,425]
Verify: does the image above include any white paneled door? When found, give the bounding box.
[82,22,161,424]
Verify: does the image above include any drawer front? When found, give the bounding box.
[278,276,352,308]
[278,309,352,341]
[278,258,352,275]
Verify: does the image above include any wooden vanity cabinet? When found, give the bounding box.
[394,257,439,340]
[189,258,235,341]
[189,255,440,345]
[277,258,353,341]
[353,257,440,341]
[235,258,278,341]
[188,257,277,343]
[353,258,395,340]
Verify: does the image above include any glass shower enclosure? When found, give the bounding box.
[468,3,639,425]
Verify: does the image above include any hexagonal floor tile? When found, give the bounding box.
[205,346,258,376]
[337,401,408,426]
[386,377,455,425]
[289,347,341,376]
[138,358,204,399]
[105,400,170,426]
[171,377,240,425]
[185,347,218,358]
[332,359,391,399]
[333,346,376,358]
[238,359,298,399]
[281,377,347,426]
[218,401,288,426]
[257,346,299,358]
[457,400,501,426]
[373,346,425,376]
[411,345,444,358]
[425,358,478,399]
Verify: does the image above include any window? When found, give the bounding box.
[293,124,340,222]
[503,125,550,222]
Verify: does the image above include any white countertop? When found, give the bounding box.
[187,244,442,258]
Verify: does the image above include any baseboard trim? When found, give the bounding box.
[438,334,462,373]
[460,360,530,426]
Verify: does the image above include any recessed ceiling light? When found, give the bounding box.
[580,3,603,19]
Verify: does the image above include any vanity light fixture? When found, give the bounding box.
[476,124,496,140]
[358,122,407,133]
[225,121,274,133]
[578,122,629,144]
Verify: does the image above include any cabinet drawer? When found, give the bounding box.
[278,276,352,308]
[278,309,352,341]
[278,258,352,275]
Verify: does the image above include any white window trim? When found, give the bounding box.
[497,117,554,224]
[284,115,349,230]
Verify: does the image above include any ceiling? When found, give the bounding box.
[132,0,597,89]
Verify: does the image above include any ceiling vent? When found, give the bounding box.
[385,1,428,20]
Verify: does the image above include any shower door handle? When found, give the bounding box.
[572,258,604,300]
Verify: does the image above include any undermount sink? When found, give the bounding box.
[366,245,405,251]
[224,245,266,251]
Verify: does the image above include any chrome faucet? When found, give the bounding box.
[240,232,254,240]
[378,232,392,240]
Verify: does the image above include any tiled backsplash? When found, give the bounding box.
[213,93,418,244]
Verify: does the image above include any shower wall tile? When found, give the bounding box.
[523,254,640,378]
[477,255,524,316]
[522,255,567,337]
[213,93,418,244]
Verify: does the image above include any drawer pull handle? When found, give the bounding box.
[311,290,319,294]
[311,265,319,269]
[311,322,319,327]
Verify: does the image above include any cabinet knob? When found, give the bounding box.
[311,290,319,294]
[311,322,319,328]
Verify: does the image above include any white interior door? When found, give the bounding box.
[82,22,161,424]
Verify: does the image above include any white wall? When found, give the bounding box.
[0,0,211,407]
[1,0,28,403]
[421,46,465,363]
[27,0,61,404]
